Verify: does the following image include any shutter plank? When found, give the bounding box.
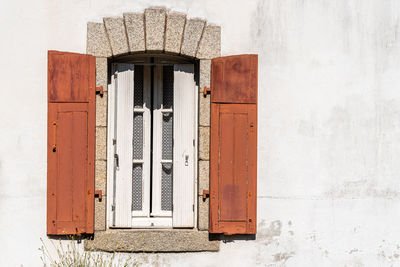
[47,51,95,235]
[173,64,196,228]
[247,104,257,234]
[71,110,88,225]
[106,82,115,228]
[47,104,57,234]
[209,103,220,232]
[219,107,248,222]
[57,111,74,222]
[113,64,134,228]
[210,55,257,235]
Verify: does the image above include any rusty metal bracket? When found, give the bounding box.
[95,190,103,201]
[202,190,210,201]
[203,86,211,97]
[96,86,104,97]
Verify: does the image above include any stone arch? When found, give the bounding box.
[86,7,221,232]
[86,7,220,59]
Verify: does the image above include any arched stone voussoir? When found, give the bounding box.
[145,7,167,51]
[87,22,112,57]
[87,9,220,59]
[123,12,145,53]
[196,24,221,59]
[180,18,206,58]
[165,12,186,54]
[103,17,129,56]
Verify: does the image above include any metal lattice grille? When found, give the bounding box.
[163,66,174,109]
[133,113,143,160]
[134,65,144,108]
[161,163,173,211]
[162,113,173,160]
[132,164,143,211]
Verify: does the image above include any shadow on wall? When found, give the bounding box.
[208,220,284,242]
[209,233,256,242]
[47,234,93,243]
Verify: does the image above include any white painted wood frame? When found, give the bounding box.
[112,63,134,228]
[151,65,173,218]
[106,75,115,228]
[173,64,196,228]
[107,62,197,229]
[131,65,151,218]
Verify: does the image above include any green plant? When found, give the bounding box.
[39,237,137,267]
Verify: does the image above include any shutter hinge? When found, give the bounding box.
[94,190,103,201]
[202,190,210,201]
[113,139,116,145]
[203,86,211,97]
[193,204,195,212]
[112,204,115,211]
[95,86,104,97]
[193,139,195,146]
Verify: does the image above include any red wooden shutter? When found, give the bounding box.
[209,54,257,235]
[47,51,96,235]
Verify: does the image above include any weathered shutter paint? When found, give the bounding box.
[47,51,95,235]
[173,64,196,227]
[209,55,258,235]
[211,55,257,104]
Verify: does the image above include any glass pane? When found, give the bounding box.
[134,65,144,108]
[163,66,174,109]
[133,113,143,160]
[161,163,173,211]
[162,113,173,160]
[132,164,143,211]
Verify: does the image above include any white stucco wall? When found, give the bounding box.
[2,0,400,266]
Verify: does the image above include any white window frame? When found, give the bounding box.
[106,60,198,229]
[151,65,173,218]
[131,65,151,218]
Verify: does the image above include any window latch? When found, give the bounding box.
[114,153,119,169]
[185,155,189,166]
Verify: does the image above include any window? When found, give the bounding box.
[47,10,257,247]
[107,56,198,229]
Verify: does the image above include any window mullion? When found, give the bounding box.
[151,65,163,217]
[142,65,152,218]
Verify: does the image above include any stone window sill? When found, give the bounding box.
[84,229,219,252]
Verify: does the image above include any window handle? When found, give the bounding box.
[114,153,119,169]
[185,155,189,166]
